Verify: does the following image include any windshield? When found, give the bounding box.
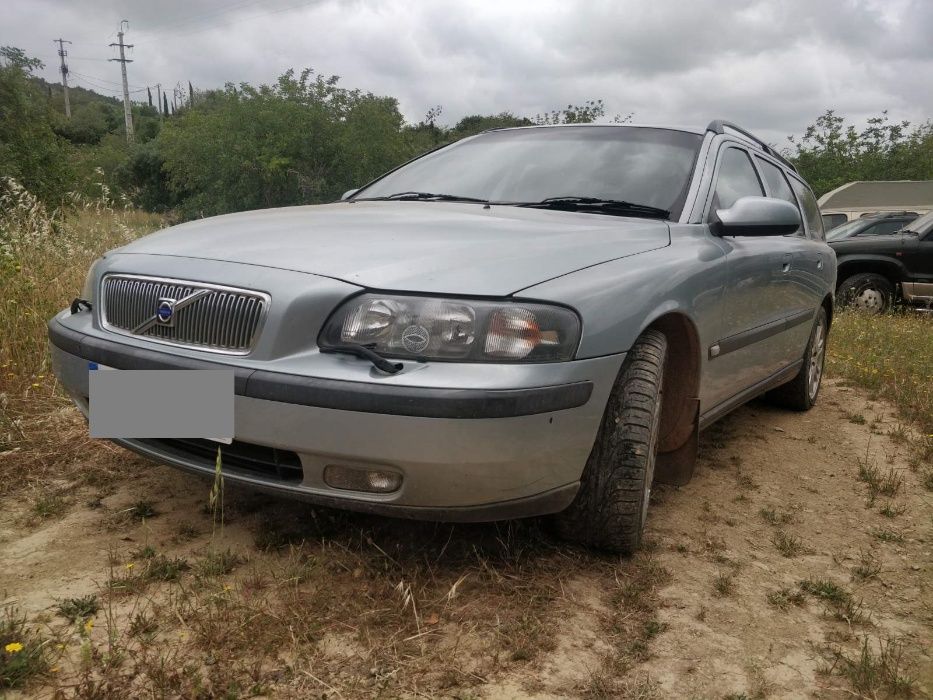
[826,219,867,241]
[355,126,703,220]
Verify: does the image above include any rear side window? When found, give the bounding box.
[860,220,908,236]
[789,177,824,240]
[822,213,847,231]
[709,148,763,216]
[756,157,803,236]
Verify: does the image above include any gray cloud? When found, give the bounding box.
[5,0,933,145]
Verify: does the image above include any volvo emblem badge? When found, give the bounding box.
[401,324,430,354]
[157,297,176,326]
[132,288,212,335]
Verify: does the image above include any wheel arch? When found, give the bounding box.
[835,256,906,289]
[644,311,701,454]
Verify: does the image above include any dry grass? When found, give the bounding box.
[50,502,628,698]
[828,310,932,432]
[0,177,163,496]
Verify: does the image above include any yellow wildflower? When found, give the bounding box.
[125,563,135,570]
[4,642,23,653]
[84,619,94,634]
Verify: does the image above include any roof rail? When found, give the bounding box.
[706,119,798,173]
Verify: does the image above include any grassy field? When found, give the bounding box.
[1,187,931,696]
[827,309,933,476]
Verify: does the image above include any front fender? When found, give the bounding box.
[834,253,908,283]
[515,227,724,359]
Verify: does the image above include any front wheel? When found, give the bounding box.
[553,329,667,554]
[837,273,893,314]
[766,307,828,411]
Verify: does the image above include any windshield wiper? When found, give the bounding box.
[320,343,403,374]
[517,196,670,220]
[357,191,490,203]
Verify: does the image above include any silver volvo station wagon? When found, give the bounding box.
[49,121,836,553]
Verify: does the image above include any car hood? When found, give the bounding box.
[116,201,670,296]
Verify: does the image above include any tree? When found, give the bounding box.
[157,69,411,217]
[535,99,606,125]
[788,110,933,196]
[0,47,72,204]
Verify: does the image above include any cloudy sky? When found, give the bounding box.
[5,0,933,145]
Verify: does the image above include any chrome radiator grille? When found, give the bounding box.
[100,275,267,354]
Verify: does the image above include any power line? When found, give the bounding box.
[70,70,146,90]
[133,0,320,44]
[135,0,266,36]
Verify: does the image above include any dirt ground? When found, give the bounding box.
[1,378,931,698]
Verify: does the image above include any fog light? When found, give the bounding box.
[323,465,402,493]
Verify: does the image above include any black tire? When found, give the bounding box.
[837,273,894,314]
[553,329,666,554]
[766,307,828,411]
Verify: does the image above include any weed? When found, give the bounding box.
[798,578,871,625]
[31,491,68,519]
[878,502,905,518]
[146,555,190,581]
[887,424,909,444]
[920,466,933,491]
[852,551,882,581]
[175,522,200,541]
[56,595,99,623]
[759,506,794,526]
[0,605,48,689]
[871,528,904,543]
[735,472,758,490]
[771,530,812,557]
[713,572,735,597]
[908,435,933,472]
[128,612,158,641]
[846,412,867,425]
[197,548,243,577]
[856,459,902,506]
[767,587,805,610]
[129,500,157,520]
[822,636,915,697]
[799,578,850,605]
[134,544,157,560]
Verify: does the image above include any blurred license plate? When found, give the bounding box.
[88,366,234,442]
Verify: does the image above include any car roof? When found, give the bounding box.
[484,123,706,136]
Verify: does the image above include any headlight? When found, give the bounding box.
[319,294,581,362]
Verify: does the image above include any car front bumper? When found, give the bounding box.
[49,311,623,521]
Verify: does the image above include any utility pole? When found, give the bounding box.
[54,38,72,118]
[109,20,135,143]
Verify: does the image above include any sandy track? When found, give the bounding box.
[1,379,930,698]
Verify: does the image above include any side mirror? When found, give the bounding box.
[715,196,801,236]
[341,188,360,201]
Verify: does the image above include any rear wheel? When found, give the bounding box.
[767,307,828,411]
[838,273,893,314]
[553,329,666,554]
